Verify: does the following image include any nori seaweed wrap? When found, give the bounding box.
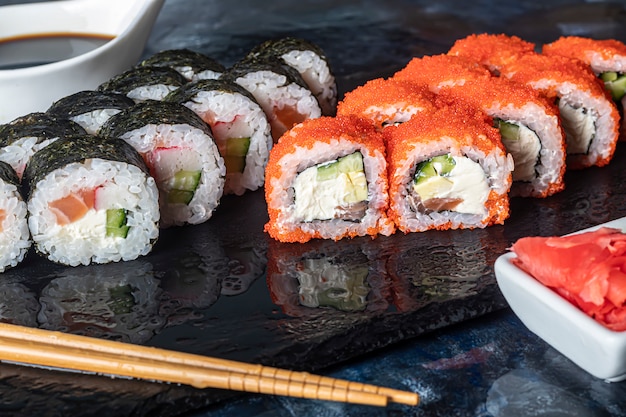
[23,135,160,266]
[100,101,226,227]
[139,48,226,81]
[97,66,188,103]
[47,90,135,135]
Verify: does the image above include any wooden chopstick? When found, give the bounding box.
[0,322,419,407]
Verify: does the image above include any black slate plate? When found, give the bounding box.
[1,0,626,416]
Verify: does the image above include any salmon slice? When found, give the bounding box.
[49,190,95,225]
[270,106,307,142]
[0,209,5,232]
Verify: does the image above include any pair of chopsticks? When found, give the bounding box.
[0,322,419,407]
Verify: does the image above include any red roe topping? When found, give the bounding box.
[448,33,536,73]
[393,54,493,86]
[543,36,626,64]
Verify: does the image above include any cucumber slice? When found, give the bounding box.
[106,209,130,238]
[316,152,364,181]
[601,71,626,101]
[224,137,251,173]
[414,154,455,184]
[496,119,521,141]
[167,170,201,205]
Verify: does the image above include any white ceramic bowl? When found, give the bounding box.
[494,217,626,382]
[0,0,164,124]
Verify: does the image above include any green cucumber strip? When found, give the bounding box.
[224,137,251,173]
[601,72,626,101]
[414,154,455,184]
[106,209,130,238]
[167,189,195,205]
[316,152,364,181]
[496,119,521,141]
[171,170,201,192]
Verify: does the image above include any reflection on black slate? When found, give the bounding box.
[1,0,626,416]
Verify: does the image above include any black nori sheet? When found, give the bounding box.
[164,78,259,107]
[97,66,188,95]
[139,49,226,78]
[47,90,135,118]
[21,135,149,199]
[99,100,212,139]
[0,113,87,147]
[221,56,310,90]
[246,37,330,65]
[0,160,20,187]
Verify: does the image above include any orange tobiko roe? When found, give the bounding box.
[264,115,390,243]
[448,33,536,74]
[393,54,493,87]
[542,36,626,65]
[336,77,437,128]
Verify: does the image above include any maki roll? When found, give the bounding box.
[23,135,160,266]
[394,54,566,198]
[0,112,86,179]
[385,102,513,233]
[501,53,620,170]
[139,48,227,81]
[542,36,626,134]
[246,37,338,116]
[336,77,437,130]
[222,58,322,142]
[98,66,188,103]
[0,161,30,273]
[165,79,271,196]
[264,115,394,243]
[100,101,225,227]
[47,90,135,135]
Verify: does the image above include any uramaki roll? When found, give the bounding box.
[394,54,566,198]
[336,77,437,130]
[264,115,394,243]
[385,101,513,233]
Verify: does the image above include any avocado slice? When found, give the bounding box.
[106,209,130,238]
[496,119,521,142]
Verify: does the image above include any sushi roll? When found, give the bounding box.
[501,53,620,170]
[385,102,513,233]
[165,79,272,196]
[0,161,30,273]
[139,48,227,82]
[264,115,394,243]
[221,58,322,142]
[394,54,566,198]
[448,33,536,75]
[542,36,626,134]
[22,135,160,266]
[246,37,338,116]
[98,66,188,103]
[0,112,86,179]
[100,101,225,227]
[47,90,135,135]
[336,77,437,130]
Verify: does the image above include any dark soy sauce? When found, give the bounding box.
[0,33,115,70]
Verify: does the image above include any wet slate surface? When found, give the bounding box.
[2,0,626,416]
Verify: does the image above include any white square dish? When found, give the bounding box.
[494,217,626,382]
